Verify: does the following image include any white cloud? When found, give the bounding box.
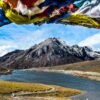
[0,45,18,57]
[0,26,48,56]
[0,45,12,57]
[79,33,100,50]
[0,40,18,57]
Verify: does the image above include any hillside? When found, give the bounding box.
[48,60,100,73]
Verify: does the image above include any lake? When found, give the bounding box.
[0,70,100,100]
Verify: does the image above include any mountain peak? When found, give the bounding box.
[38,38,67,47]
[29,38,68,54]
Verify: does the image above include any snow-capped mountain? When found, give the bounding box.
[0,38,100,69]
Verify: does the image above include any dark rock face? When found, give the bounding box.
[0,38,100,69]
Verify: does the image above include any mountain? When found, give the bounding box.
[0,38,100,69]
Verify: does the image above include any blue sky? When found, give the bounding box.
[0,23,100,56]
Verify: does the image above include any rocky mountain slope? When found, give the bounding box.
[0,38,100,69]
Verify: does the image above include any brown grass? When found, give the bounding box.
[47,60,100,72]
[0,81,81,100]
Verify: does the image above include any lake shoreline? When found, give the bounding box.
[23,68,100,81]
